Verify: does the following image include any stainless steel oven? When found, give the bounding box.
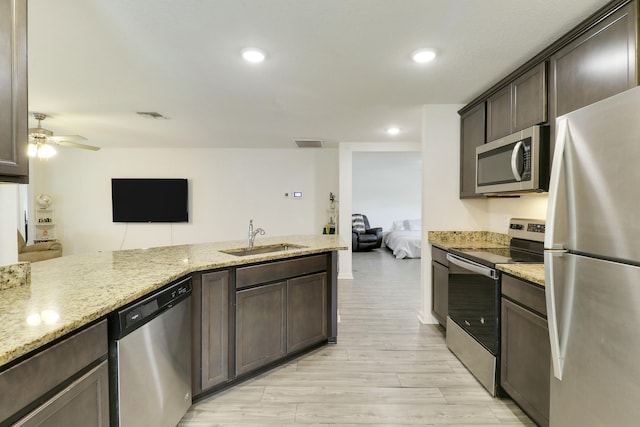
[445,218,545,396]
[476,125,549,195]
[446,254,501,395]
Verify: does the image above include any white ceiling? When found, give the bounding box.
[27,0,611,150]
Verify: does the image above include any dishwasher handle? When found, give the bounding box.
[446,253,498,279]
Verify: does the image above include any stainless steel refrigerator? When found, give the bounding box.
[545,85,640,426]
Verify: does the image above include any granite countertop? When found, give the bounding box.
[428,230,511,250]
[0,235,346,368]
[428,230,545,286]
[497,264,545,287]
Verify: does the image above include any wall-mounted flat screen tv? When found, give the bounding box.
[111,178,189,223]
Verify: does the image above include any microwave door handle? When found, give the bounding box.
[510,140,523,181]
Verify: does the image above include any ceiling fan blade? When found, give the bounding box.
[53,140,101,151]
[48,134,87,142]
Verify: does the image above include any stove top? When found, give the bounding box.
[449,218,546,268]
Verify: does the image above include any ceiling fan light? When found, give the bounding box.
[38,144,57,158]
[28,143,38,157]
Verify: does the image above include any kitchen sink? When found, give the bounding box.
[221,243,307,257]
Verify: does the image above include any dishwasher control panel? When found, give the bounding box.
[113,276,192,339]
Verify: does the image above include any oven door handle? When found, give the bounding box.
[510,140,524,181]
[446,253,498,279]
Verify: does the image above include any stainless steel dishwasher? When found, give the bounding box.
[109,277,192,427]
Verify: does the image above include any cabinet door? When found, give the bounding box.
[287,273,327,353]
[459,103,485,198]
[486,85,512,142]
[0,0,28,183]
[15,361,109,427]
[513,62,547,132]
[501,297,550,427]
[236,282,286,376]
[550,3,636,121]
[192,270,229,395]
[431,261,448,327]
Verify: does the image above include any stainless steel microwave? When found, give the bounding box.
[475,125,549,195]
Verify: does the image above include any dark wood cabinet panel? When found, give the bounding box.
[0,0,28,183]
[431,247,449,327]
[459,103,485,199]
[287,273,327,353]
[501,276,550,427]
[235,282,287,376]
[192,270,230,396]
[486,85,513,142]
[550,2,636,119]
[513,62,547,132]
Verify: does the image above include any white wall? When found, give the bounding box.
[352,151,421,231]
[28,147,338,253]
[487,195,548,231]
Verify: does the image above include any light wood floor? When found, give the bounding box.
[179,249,534,426]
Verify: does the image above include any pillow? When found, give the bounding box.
[352,214,366,232]
[392,220,406,231]
[404,219,422,231]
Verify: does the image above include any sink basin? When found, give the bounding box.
[221,243,307,257]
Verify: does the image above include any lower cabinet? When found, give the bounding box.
[431,247,449,327]
[192,270,230,396]
[0,320,109,426]
[501,274,550,427]
[287,273,327,353]
[236,282,287,376]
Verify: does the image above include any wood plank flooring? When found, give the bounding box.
[179,249,534,426]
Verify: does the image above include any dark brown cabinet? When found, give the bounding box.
[487,63,547,142]
[501,274,550,427]
[0,321,109,426]
[459,103,485,199]
[236,282,287,376]
[287,272,327,353]
[431,247,448,327]
[550,2,636,121]
[192,270,230,396]
[0,0,28,183]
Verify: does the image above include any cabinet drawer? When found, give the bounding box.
[236,254,327,289]
[0,320,107,423]
[502,274,546,316]
[431,247,448,266]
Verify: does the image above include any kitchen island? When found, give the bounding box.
[0,234,346,367]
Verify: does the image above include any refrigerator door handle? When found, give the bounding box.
[545,250,569,380]
[545,118,568,250]
[510,140,523,181]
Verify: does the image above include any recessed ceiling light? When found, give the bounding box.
[387,127,400,136]
[412,48,436,63]
[242,47,266,63]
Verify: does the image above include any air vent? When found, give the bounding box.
[136,112,168,119]
[294,139,323,148]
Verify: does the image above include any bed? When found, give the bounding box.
[384,219,422,259]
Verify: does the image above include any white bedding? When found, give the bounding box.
[384,230,421,259]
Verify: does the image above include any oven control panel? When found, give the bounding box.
[508,218,545,241]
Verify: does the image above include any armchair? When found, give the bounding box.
[17,230,62,262]
[351,214,383,251]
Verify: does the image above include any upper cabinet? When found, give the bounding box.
[459,103,485,199]
[486,63,548,142]
[550,1,636,120]
[0,0,28,183]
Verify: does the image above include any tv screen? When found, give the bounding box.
[111,178,189,223]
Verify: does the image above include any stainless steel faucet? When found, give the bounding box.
[248,219,265,247]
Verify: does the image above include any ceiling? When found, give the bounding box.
[27,0,611,150]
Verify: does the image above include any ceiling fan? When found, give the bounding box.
[28,112,100,158]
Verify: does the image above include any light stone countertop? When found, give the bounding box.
[428,230,511,250]
[497,264,545,287]
[0,235,346,368]
[428,230,545,286]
